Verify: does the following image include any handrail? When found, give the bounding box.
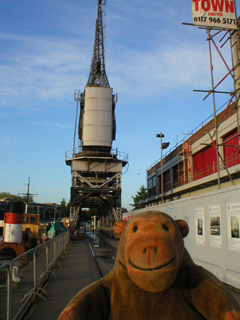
[0,231,70,320]
[147,99,234,171]
[65,147,128,163]
[148,152,240,195]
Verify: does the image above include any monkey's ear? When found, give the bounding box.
[113,220,127,238]
[175,219,189,238]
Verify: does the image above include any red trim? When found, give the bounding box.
[223,129,240,168]
[5,213,24,224]
[193,145,217,180]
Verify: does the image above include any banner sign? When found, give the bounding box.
[192,0,238,29]
[209,204,222,247]
[195,207,205,245]
[227,203,240,251]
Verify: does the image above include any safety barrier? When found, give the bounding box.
[0,230,70,320]
[0,263,10,320]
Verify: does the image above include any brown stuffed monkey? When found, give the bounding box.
[59,211,240,320]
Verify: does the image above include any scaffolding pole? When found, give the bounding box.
[186,20,240,186]
[207,28,221,189]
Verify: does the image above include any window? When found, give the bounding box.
[223,129,240,168]
[148,178,153,189]
[30,216,38,224]
[173,162,184,187]
[148,176,157,197]
[152,176,156,187]
[193,145,217,180]
[163,170,171,192]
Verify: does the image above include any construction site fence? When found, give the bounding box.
[0,231,70,320]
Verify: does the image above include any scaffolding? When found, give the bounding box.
[183,16,240,189]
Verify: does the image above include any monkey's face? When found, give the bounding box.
[121,213,188,292]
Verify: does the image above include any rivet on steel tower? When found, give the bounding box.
[65,0,128,237]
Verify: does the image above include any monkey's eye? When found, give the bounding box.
[162,224,169,231]
[133,226,138,233]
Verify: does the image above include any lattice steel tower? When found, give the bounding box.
[66,0,128,236]
[86,0,109,88]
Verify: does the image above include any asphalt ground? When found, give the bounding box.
[27,232,102,320]
[26,229,240,319]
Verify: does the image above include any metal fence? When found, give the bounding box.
[0,263,10,320]
[0,231,70,320]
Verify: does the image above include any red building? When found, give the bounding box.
[145,102,240,206]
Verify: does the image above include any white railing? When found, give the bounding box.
[65,147,128,163]
[0,263,10,320]
[0,231,70,320]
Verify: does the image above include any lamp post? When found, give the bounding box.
[156,133,170,203]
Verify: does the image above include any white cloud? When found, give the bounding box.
[0,27,231,111]
[35,121,68,129]
[0,112,10,118]
[0,32,91,108]
[108,42,210,100]
[0,1,234,112]
[0,136,16,148]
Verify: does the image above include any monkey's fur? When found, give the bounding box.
[59,211,240,320]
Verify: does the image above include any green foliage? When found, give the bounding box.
[130,185,147,210]
[0,192,33,203]
[59,198,70,218]
[44,207,55,220]
[66,201,71,216]
[122,207,128,213]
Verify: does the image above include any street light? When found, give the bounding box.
[156,133,170,203]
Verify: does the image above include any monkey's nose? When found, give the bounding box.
[143,247,157,254]
[143,247,158,266]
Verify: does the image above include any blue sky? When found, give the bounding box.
[0,0,238,209]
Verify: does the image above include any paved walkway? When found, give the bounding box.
[28,233,101,320]
[27,231,240,319]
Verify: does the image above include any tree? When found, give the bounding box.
[0,192,33,203]
[130,185,147,210]
[122,207,128,213]
[66,201,71,217]
[59,198,68,218]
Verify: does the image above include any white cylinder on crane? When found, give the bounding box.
[82,87,113,148]
[4,213,24,244]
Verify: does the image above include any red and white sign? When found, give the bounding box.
[192,0,238,29]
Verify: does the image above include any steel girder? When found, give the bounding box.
[70,171,122,228]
